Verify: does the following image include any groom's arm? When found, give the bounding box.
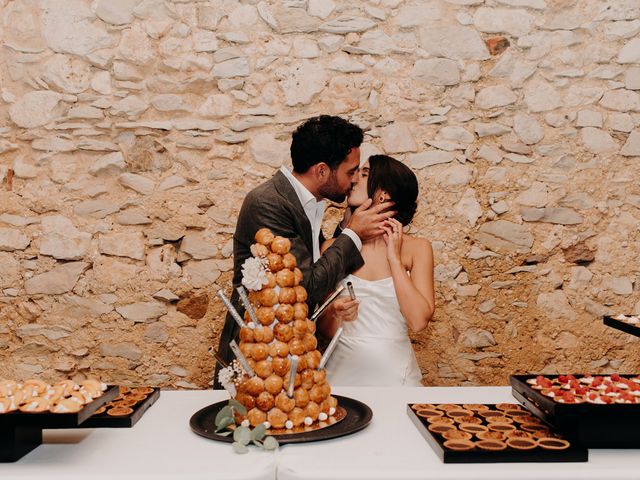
[236,192,363,310]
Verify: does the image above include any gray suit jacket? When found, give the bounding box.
[214,170,364,388]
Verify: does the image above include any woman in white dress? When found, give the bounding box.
[318,155,435,387]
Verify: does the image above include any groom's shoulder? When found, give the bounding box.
[243,174,281,206]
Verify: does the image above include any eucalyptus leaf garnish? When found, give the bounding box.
[263,436,279,451]
[232,442,249,454]
[229,398,248,416]
[213,398,279,454]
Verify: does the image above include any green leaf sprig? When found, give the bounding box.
[214,398,279,454]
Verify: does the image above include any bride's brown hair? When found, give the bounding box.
[367,155,418,226]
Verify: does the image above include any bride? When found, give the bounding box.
[318,155,435,386]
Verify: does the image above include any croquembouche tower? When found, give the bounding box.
[217,228,339,431]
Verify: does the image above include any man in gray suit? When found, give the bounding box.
[214,115,394,386]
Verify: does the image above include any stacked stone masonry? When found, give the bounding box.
[1,0,639,388]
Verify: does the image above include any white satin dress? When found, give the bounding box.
[325,274,423,387]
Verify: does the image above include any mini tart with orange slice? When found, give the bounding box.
[19,396,50,413]
[50,398,82,414]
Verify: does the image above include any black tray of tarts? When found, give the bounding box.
[407,403,587,463]
[80,387,160,428]
[0,386,119,428]
[511,374,640,448]
[603,315,640,338]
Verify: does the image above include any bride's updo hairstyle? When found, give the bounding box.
[367,155,418,226]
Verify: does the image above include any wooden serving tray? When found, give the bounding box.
[0,386,118,462]
[511,374,640,448]
[80,387,160,428]
[407,403,587,463]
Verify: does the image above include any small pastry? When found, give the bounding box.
[416,408,444,419]
[289,407,305,427]
[257,307,275,327]
[264,375,284,396]
[506,437,538,450]
[275,392,295,413]
[107,407,134,417]
[82,379,106,392]
[247,408,267,427]
[537,437,570,450]
[56,380,78,396]
[266,253,284,272]
[235,392,256,411]
[304,401,320,421]
[50,398,82,413]
[296,355,308,372]
[485,415,513,424]
[292,320,309,338]
[506,430,532,439]
[443,430,473,441]
[24,379,48,395]
[265,272,277,288]
[309,385,325,404]
[0,397,17,413]
[239,342,253,359]
[426,417,454,425]
[272,357,290,377]
[256,391,275,412]
[476,440,507,451]
[320,383,331,400]
[305,350,321,370]
[133,387,154,395]
[462,404,489,412]
[459,423,488,434]
[293,303,308,321]
[269,340,290,358]
[254,360,273,379]
[282,252,296,269]
[19,396,50,413]
[94,406,108,415]
[0,380,19,397]
[495,403,520,411]
[258,288,279,307]
[293,268,303,286]
[251,243,270,258]
[443,439,475,451]
[283,371,301,389]
[253,326,274,344]
[271,236,291,255]
[454,415,481,425]
[278,287,297,305]
[276,304,295,324]
[46,385,66,403]
[274,323,294,343]
[476,431,505,441]
[313,370,326,384]
[428,423,455,434]
[294,388,310,408]
[488,423,516,433]
[294,286,307,303]
[239,326,255,343]
[303,333,318,352]
[288,338,306,356]
[276,269,295,288]
[446,409,473,419]
[306,320,316,335]
[244,377,265,396]
[267,408,288,429]
[300,369,315,390]
[255,228,275,246]
[251,343,269,362]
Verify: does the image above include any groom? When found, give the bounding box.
[214,115,394,387]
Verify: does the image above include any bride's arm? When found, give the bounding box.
[383,219,435,333]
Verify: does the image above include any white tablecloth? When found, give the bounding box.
[279,387,640,480]
[1,387,639,480]
[0,390,276,480]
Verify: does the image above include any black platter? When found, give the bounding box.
[603,315,640,338]
[190,394,372,445]
[80,388,160,428]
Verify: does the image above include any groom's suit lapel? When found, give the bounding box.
[271,170,314,253]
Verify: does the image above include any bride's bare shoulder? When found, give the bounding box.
[404,235,433,258]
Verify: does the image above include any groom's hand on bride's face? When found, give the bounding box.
[346,198,396,242]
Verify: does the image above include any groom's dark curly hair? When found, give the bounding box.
[367,155,419,226]
[290,115,364,173]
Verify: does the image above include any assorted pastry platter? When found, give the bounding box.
[511,374,640,448]
[407,402,587,463]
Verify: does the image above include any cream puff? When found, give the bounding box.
[254,360,273,379]
[294,286,307,303]
[293,303,308,321]
[294,388,310,408]
[272,357,290,377]
[278,287,297,305]
[275,304,295,324]
[255,228,275,246]
[256,307,275,327]
[270,236,291,255]
[276,269,295,288]
[300,369,315,390]
[274,323,294,343]
[264,375,284,396]
[293,268,303,286]
[266,253,284,272]
[282,252,296,269]
[251,343,269,362]
[275,392,295,413]
[250,243,270,258]
[256,391,275,412]
[289,407,305,427]
[305,350,321,370]
[247,407,267,427]
[267,407,287,429]
[253,325,274,343]
[244,376,265,397]
[288,338,306,356]
[292,319,309,338]
[258,288,279,307]
[303,333,318,352]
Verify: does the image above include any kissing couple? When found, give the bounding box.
[216,115,434,388]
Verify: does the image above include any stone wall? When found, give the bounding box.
[1,0,639,388]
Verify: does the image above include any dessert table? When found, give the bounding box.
[2,387,639,480]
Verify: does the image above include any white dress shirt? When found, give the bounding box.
[280,166,361,262]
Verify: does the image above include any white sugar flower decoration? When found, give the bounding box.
[241,257,268,291]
